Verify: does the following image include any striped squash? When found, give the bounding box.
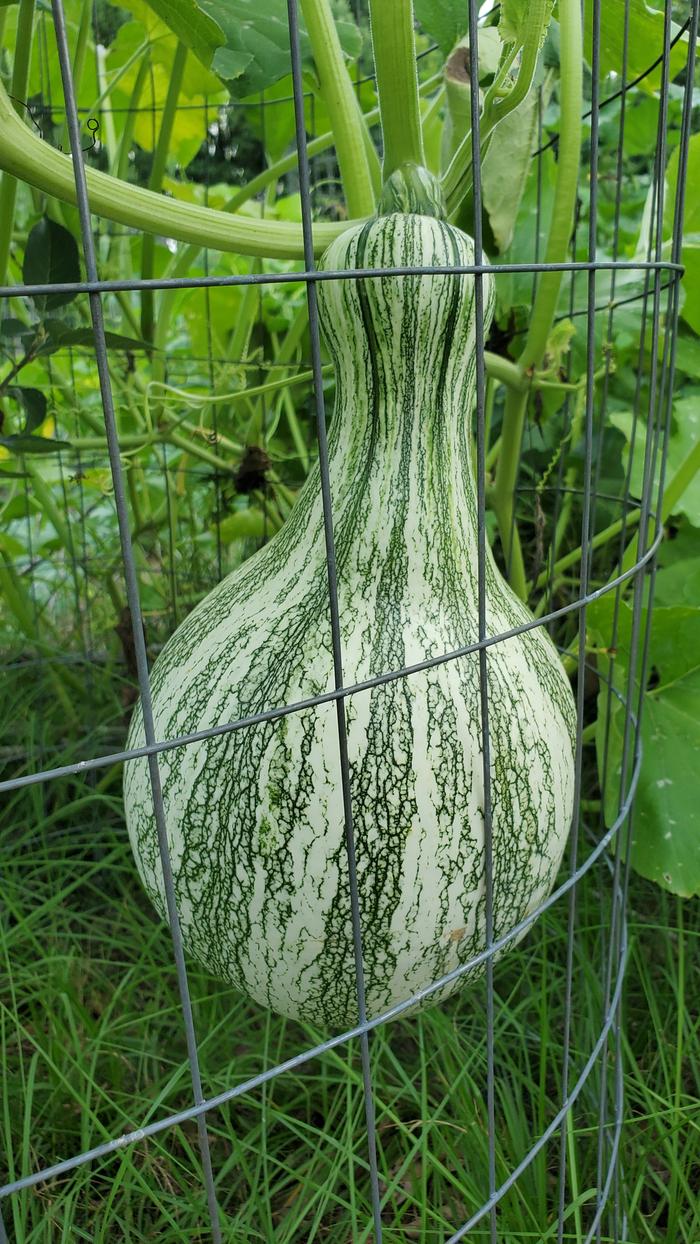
[124,212,576,1030]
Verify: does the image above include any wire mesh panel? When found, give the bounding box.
[0,1,697,1241]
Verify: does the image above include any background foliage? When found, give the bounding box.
[0,1,698,1240]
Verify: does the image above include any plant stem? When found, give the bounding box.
[619,436,700,576]
[225,72,441,216]
[0,80,349,260]
[140,41,188,342]
[534,511,642,592]
[483,351,526,392]
[491,0,583,599]
[94,43,118,170]
[0,0,35,285]
[491,382,529,597]
[493,3,549,122]
[59,0,93,154]
[300,0,376,217]
[517,8,582,371]
[441,1,545,217]
[116,56,149,181]
[368,0,424,177]
[0,552,79,722]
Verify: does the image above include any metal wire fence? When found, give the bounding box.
[0,0,697,1239]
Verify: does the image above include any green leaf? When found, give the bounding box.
[495,148,557,317]
[664,132,700,238]
[592,594,700,897]
[107,15,226,162]
[609,394,700,527]
[414,0,469,57]
[0,318,31,341]
[584,0,688,88]
[5,386,47,434]
[37,324,153,355]
[124,0,225,68]
[653,558,700,608]
[482,87,539,253]
[211,47,254,82]
[0,381,67,457]
[0,533,26,558]
[218,507,268,543]
[0,435,71,455]
[676,242,700,337]
[193,0,361,98]
[500,0,554,50]
[22,218,80,312]
[671,332,700,380]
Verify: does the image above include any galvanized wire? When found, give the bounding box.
[45,3,223,1238]
[0,0,696,1239]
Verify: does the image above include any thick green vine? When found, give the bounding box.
[492,0,583,598]
[0,80,351,260]
[368,0,424,177]
[301,0,377,217]
[0,0,35,284]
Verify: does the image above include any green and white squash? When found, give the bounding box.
[124,193,576,1030]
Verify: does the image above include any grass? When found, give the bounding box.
[0,661,698,1244]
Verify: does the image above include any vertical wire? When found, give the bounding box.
[556,0,601,1235]
[202,98,223,587]
[284,2,383,1239]
[612,2,700,1224]
[68,340,96,674]
[24,9,49,823]
[466,2,497,1238]
[258,90,270,548]
[614,10,673,898]
[161,442,179,629]
[48,4,223,1238]
[592,1,632,1231]
[605,5,684,1237]
[542,82,572,630]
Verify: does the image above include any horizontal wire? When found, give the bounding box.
[21,44,440,119]
[0,525,661,796]
[0,726,639,1200]
[0,259,683,303]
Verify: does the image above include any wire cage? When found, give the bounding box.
[0,0,697,1240]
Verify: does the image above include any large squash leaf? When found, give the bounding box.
[414,0,470,56]
[609,395,700,528]
[584,0,688,87]
[134,0,362,97]
[590,589,700,898]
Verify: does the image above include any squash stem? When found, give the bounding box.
[0,79,350,259]
[0,0,35,285]
[517,8,582,371]
[300,0,376,217]
[368,0,424,177]
[441,1,547,217]
[491,0,583,599]
[225,72,441,216]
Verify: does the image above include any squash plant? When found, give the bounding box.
[0,0,698,950]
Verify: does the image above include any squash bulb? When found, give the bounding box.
[124,215,576,1030]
